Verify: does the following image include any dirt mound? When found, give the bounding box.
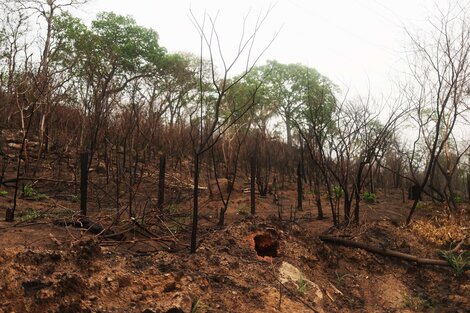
[0,192,469,312]
[0,217,467,312]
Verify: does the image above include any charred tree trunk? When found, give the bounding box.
[369,165,375,194]
[157,155,166,211]
[314,172,323,219]
[467,173,470,203]
[80,152,89,216]
[343,190,352,225]
[250,156,256,215]
[6,103,36,222]
[353,184,361,225]
[297,161,303,211]
[191,153,200,254]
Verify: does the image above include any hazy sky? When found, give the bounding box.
[75,0,445,98]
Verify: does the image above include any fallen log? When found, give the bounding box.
[54,217,124,241]
[1,177,75,186]
[319,235,469,269]
[449,235,469,253]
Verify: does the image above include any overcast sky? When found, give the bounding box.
[75,0,448,98]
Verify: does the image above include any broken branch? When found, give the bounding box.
[319,235,469,269]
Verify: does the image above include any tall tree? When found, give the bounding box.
[188,8,277,253]
[52,12,166,163]
[404,4,470,225]
[259,61,329,146]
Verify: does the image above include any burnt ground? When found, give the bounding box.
[0,156,469,312]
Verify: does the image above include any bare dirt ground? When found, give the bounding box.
[0,156,469,313]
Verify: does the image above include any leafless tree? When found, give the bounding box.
[404,3,470,224]
[188,7,277,252]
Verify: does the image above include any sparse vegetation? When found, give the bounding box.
[49,207,75,219]
[237,206,250,216]
[403,293,434,311]
[22,185,35,198]
[363,191,376,204]
[168,204,179,214]
[22,185,48,201]
[333,186,343,199]
[70,195,80,203]
[297,272,308,296]
[416,201,423,210]
[191,299,202,313]
[412,219,466,246]
[19,208,44,223]
[438,250,470,276]
[453,195,463,205]
[0,1,468,313]
[334,271,354,288]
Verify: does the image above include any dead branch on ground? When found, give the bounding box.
[320,235,469,269]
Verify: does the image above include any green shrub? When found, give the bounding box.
[333,186,343,199]
[363,191,376,203]
[33,193,48,201]
[439,250,470,276]
[453,195,463,205]
[19,208,44,222]
[22,184,48,200]
[416,200,423,210]
[23,184,35,198]
[0,190,7,197]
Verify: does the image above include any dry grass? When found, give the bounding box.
[411,218,466,246]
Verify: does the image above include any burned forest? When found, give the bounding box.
[0,1,469,312]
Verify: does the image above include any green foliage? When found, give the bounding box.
[34,193,48,201]
[52,11,166,94]
[22,184,48,200]
[0,190,7,197]
[23,184,35,198]
[19,208,44,222]
[333,186,343,199]
[159,53,198,109]
[297,272,308,296]
[453,195,463,205]
[402,293,434,311]
[416,201,423,210]
[363,191,376,203]
[438,250,470,276]
[223,67,275,132]
[243,60,336,140]
[91,12,165,72]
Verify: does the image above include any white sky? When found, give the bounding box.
[75,0,447,98]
